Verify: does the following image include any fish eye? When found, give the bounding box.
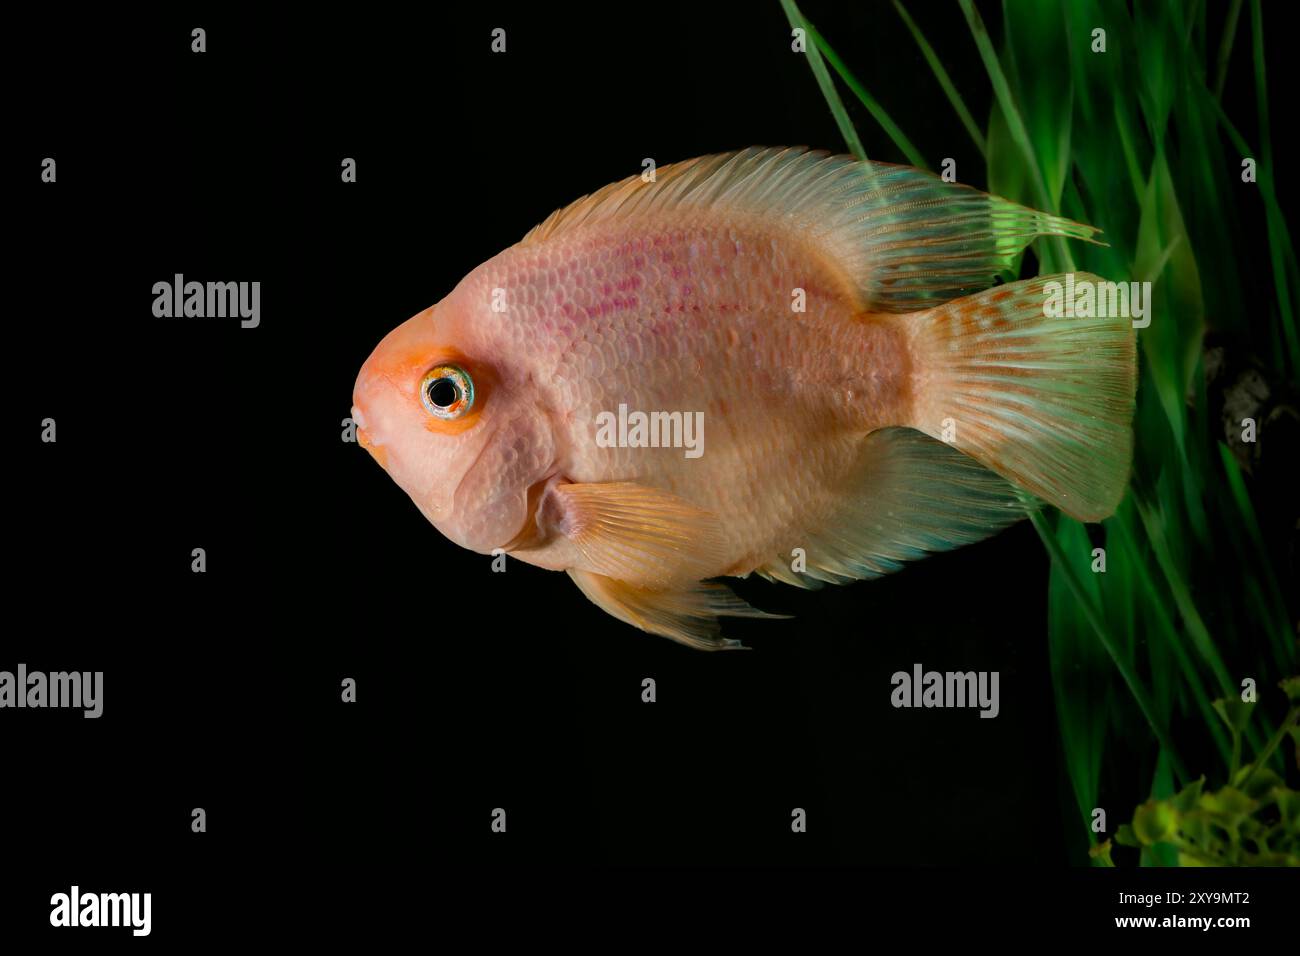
[420,364,474,420]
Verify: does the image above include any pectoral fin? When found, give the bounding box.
[567,570,784,650]
[547,481,726,588]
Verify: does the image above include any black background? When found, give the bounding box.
[7,1,1294,942]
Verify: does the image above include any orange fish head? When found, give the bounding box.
[352,298,556,555]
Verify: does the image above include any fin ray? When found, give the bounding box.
[522,147,1101,312]
[567,570,783,651]
[906,273,1137,521]
[757,428,1028,587]
[549,481,725,588]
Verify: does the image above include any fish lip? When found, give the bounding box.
[356,427,389,469]
[352,405,387,461]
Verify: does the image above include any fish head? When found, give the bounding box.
[352,299,555,555]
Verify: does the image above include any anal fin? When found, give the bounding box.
[758,427,1029,587]
[567,570,785,651]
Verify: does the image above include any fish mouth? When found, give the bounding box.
[353,405,390,468]
[356,427,389,469]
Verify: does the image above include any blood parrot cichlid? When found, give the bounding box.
[352,148,1135,649]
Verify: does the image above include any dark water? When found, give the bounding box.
[7,1,1292,941]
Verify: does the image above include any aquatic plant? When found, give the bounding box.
[782,0,1298,865]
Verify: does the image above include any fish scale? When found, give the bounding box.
[475,217,891,568]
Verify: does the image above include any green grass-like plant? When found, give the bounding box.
[781,0,1299,865]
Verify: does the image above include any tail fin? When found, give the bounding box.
[905,273,1137,522]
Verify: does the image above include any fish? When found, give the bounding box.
[352,147,1136,649]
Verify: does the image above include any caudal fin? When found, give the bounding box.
[905,273,1137,522]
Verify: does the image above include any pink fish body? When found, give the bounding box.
[353,148,1135,648]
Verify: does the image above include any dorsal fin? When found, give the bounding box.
[521,147,1101,313]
